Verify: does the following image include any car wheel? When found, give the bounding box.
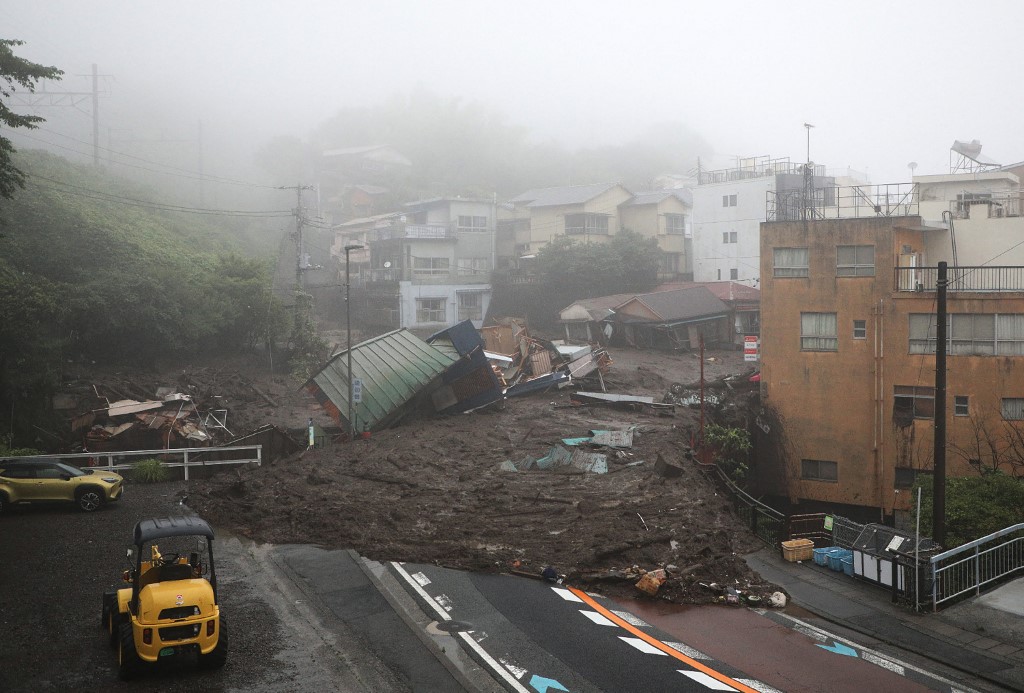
[118,622,142,680]
[197,617,228,670]
[77,488,103,512]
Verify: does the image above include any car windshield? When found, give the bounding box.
[54,462,86,477]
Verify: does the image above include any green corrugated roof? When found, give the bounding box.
[308,329,457,431]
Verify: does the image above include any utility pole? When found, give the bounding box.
[933,262,948,547]
[9,63,110,166]
[278,184,317,329]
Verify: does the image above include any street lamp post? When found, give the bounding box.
[344,244,364,440]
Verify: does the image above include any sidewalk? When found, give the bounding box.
[746,547,1024,692]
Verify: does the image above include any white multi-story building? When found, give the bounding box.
[690,156,833,284]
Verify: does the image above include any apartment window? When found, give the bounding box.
[894,385,935,420]
[722,194,737,207]
[951,314,995,355]
[412,257,450,276]
[800,312,838,351]
[910,313,1024,355]
[908,314,938,354]
[660,254,680,274]
[853,320,867,339]
[996,314,1024,355]
[565,213,609,235]
[665,213,686,235]
[1001,398,1024,421]
[801,459,838,482]
[717,269,722,280]
[457,292,483,321]
[456,257,489,276]
[894,468,917,489]
[416,297,446,323]
[954,395,969,416]
[730,269,738,280]
[773,247,809,277]
[722,231,737,244]
[457,215,488,232]
[837,245,875,277]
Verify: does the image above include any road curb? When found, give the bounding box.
[349,551,500,693]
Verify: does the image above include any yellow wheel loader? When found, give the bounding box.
[102,516,227,680]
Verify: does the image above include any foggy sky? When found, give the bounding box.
[5,0,1024,186]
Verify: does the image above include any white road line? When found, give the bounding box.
[619,636,669,656]
[550,586,584,602]
[578,610,617,626]
[609,609,651,627]
[734,679,785,693]
[665,641,710,660]
[391,562,530,693]
[862,651,905,675]
[678,670,738,691]
[772,612,982,693]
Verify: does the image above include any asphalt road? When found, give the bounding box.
[0,480,467,692]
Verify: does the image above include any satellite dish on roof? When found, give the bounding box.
[383,261,392,268]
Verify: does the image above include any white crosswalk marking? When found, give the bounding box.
[619,636,668,655]
[734,678,785,693]
[411,571,431,587]
[578,610,616,626]
[550,586,584,602]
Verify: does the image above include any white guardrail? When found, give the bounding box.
[0,445,262,481]
[929,522,1024,611]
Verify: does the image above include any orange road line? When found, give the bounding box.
[567,586,759,693]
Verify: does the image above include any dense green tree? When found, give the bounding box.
[0,39,62,200]
[0,150,287,446]
[532,229,662,308]
[914,471,1024,548]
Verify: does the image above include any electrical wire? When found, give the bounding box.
[14,129,282,189]
[26,175,293,218]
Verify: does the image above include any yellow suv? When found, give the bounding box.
[0,458,123,513]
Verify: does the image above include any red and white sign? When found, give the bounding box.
[744,335,759,362]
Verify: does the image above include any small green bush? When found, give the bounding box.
[132,458,169,483]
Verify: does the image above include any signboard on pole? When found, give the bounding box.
[744,336,759,362]
[352,377,363,404]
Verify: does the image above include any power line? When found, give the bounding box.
[26,175,292,218]
[16,128,280,189]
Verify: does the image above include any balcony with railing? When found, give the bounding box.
[370,221,457,242]
[894,265,1024,293]
[767,183,918,222]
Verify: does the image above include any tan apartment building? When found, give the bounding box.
[759,205,1024,525]
[499,183,692,281]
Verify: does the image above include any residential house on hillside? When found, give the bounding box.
[498,183,693,282]
[758,176,1024,526]
[318,145,412,224]
[558,293,638,344]
[502,183,634,259]
[654,280,760,347]
[332,197,495,333]
[619,189,693,281]
[611,287,730,350]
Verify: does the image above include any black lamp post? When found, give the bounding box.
[344,244,364,439]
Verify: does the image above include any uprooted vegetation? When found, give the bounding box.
[183,346,779,605]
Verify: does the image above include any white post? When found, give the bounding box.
[915,486,921,611]
[183,450,190,481]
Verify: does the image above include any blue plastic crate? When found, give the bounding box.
[813,547,837,566]
[841,556,854,576]
[828,549,853,571]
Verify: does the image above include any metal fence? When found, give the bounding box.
[1,446,262,482]
[929,523,1024,611]
[894,265,1024,293]
[767,183,918,221]
[696,460,784,548]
